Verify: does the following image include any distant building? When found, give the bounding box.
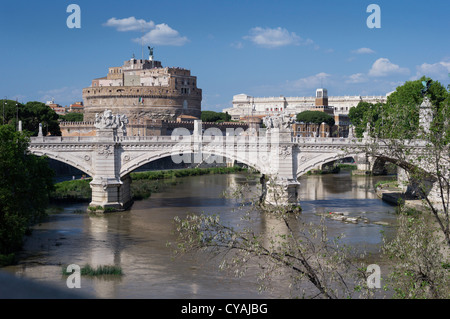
[291,89,349,137]
[223,90,387,121]
[46,99,66,116]
[68,102,84,113]
[82,50,202,122]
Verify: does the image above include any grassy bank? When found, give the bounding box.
[337,163,357,170]
[50,179,92,202]
[306,166,340,175]
[374,179,399,189]
[50,166,249,202]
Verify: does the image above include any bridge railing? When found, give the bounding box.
[30,136,98,143]
[291,136,363,144]
[29,135,361,145]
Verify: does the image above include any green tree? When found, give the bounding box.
[358,78,450,298]
[0,100,61,136]
[0,99,22,128]
[21,101,61,136]
[296,110,335,137]
[372,77,447,140]
[61,112,83,122]
[383,210,449,299]
[296,110,335,126]
[0,125,55,256]
[201,111,231,123]
[348,101,382,138]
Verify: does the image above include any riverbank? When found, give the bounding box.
[375,181,427,211]
[50,166,250,203]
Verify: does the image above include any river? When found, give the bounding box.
[1,171,397,298]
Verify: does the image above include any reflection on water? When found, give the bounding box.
[2,171,397,298]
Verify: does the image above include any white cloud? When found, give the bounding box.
[413,61,450,80]
[104,17,189,46]
[368,58,410,77]
[288,72,332,91]
[346,73,368,84]
[243,27,312,48]
[230,41,244,49]
[103,17,155,32]
[134,23,189,46]
[352,47,375,54]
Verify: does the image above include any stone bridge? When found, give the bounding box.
[28,118,432,211]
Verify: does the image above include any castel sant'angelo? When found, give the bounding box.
[82,48,202,122]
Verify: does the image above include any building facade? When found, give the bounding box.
[68,102,84,113]
[223,91,387,121]
[46,100,66,116]
[291,89,350,137]
[82,53,202,122]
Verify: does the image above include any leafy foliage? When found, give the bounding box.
[201,111,231,123]
[50,178,92,202]
[383,209,450,299]
[296,110,335,126]
[0,125,55,254]
[348,101,382,138]
[60,112,83,122]
[0,99,61,136]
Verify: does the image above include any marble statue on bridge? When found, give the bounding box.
[94,109,128,135]
[263,114,295,132]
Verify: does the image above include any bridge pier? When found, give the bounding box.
[262,178,301,207]
[353,154,375,175]
[89,174,133,211]
[260,128,301,208]
[88,123,133,212]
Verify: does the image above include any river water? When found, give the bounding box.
[1,171,397,298]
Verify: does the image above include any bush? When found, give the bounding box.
[50,179,92,202]
[201,111,231,123]
[0,125,55,255]
[296,110,335,126]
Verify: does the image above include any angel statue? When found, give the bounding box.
[421,79,432,97]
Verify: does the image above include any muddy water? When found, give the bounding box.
[2,172,397,298]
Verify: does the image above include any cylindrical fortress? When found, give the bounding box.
[82,56,202,122]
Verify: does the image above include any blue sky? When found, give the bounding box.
[1,0,449,111]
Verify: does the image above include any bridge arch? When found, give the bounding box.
[296,150,420,178]
[119,149,265,178]
[296,152,366,178]
[28,149,94,177]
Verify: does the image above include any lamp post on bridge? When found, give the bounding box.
[3,96,6,125]
[15,99,18,131]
